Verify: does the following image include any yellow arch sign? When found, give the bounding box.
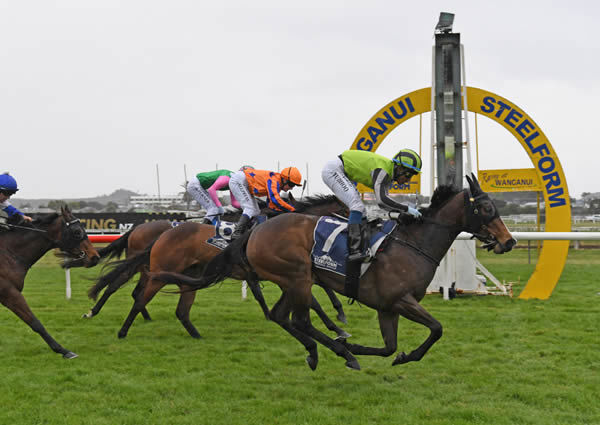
[351,87,570,300]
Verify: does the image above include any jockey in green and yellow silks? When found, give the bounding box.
[322,149,422,261]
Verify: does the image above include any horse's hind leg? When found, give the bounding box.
[131,272,152,321]
[291,308,360,370]
[322,286,347,324]
[269,292,320,370]
[118,278,164,339]
[175,287,201,338]
[309,295,351,340]
[246,278,270,320]
[0,288,77,359]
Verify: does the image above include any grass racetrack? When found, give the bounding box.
[1,249,598,425]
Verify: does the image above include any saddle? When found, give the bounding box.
[205,215,267,250]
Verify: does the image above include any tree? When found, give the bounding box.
[104,202,119,213]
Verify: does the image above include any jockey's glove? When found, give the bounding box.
[407,206,422,219]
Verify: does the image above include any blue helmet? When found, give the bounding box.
[0,173,19,193]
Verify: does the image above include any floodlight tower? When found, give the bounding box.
[431,12,473,191]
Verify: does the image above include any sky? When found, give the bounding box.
[1,0,596,200]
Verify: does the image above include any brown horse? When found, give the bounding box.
[69,220,174,320]
[151,175,516,370]
[90,195,350,339]
[0,206,99,358]
[75,200,346,323]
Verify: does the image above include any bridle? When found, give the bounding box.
[462,188,500,247]
[388,188,500,264]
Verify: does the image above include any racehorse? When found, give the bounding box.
[150,175,516,370]
[73,198,346,323]
[90,195,350,339]
[0,206,100,358]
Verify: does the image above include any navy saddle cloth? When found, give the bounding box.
[311,216,396,276]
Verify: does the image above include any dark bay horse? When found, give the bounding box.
[0,206,100,358]
[91,195,350,339]
[151,175,516,370]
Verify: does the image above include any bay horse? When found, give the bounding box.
[69,200,345,323]
[0,206,100,358]
[150,175,516,370]
[91,195,350,339]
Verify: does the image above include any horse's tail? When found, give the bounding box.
[96,227,134,260]
[149,231,252,290]
[88,241,154,300]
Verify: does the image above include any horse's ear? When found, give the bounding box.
[470,172,483,194]
[465,174,474,193]
[287,191,296,205]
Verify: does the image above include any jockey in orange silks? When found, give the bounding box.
[228,166,302,239]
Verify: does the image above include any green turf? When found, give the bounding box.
[0,249,598,425]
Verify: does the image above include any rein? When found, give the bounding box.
[387,234,440,266]
[4,223,48,233]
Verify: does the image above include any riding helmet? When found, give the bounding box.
[280,167,302,186]
[393,149,422,173]
[0,173,19,193]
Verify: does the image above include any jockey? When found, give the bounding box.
[322,149,422,261]
[0,173,33,226]
[187,168,249,224]
[228,166,302,239]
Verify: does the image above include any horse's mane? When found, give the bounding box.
[420,185,461,217]
[31,213,60,226]
[292,194,341,213]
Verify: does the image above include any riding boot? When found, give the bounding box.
[347,222,369,262]
[231,215,250,240]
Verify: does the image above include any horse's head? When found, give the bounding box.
[464,174,516,254]
[53,205,100,267]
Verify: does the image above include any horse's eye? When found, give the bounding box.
[483,205,493,214]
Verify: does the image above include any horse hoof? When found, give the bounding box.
[337,313,347,324]
[345,359,361,370]
[306,356,318,371]
[392,352,409,366]
[117,332,127,339]
[81,311,93,319]
[63,351,78,359]
[190,333,202,339]
[335,331,352,341]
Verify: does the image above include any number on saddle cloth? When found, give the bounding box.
[205,215,268,250]
[311,217,397,277]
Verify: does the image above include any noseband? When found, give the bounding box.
[58,218,88,252]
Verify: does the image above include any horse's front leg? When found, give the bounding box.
[309,295,351,340]
[321,286,347,324]
[342,310,399,357]
[391,295,442,365]
[1,288,77,358]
